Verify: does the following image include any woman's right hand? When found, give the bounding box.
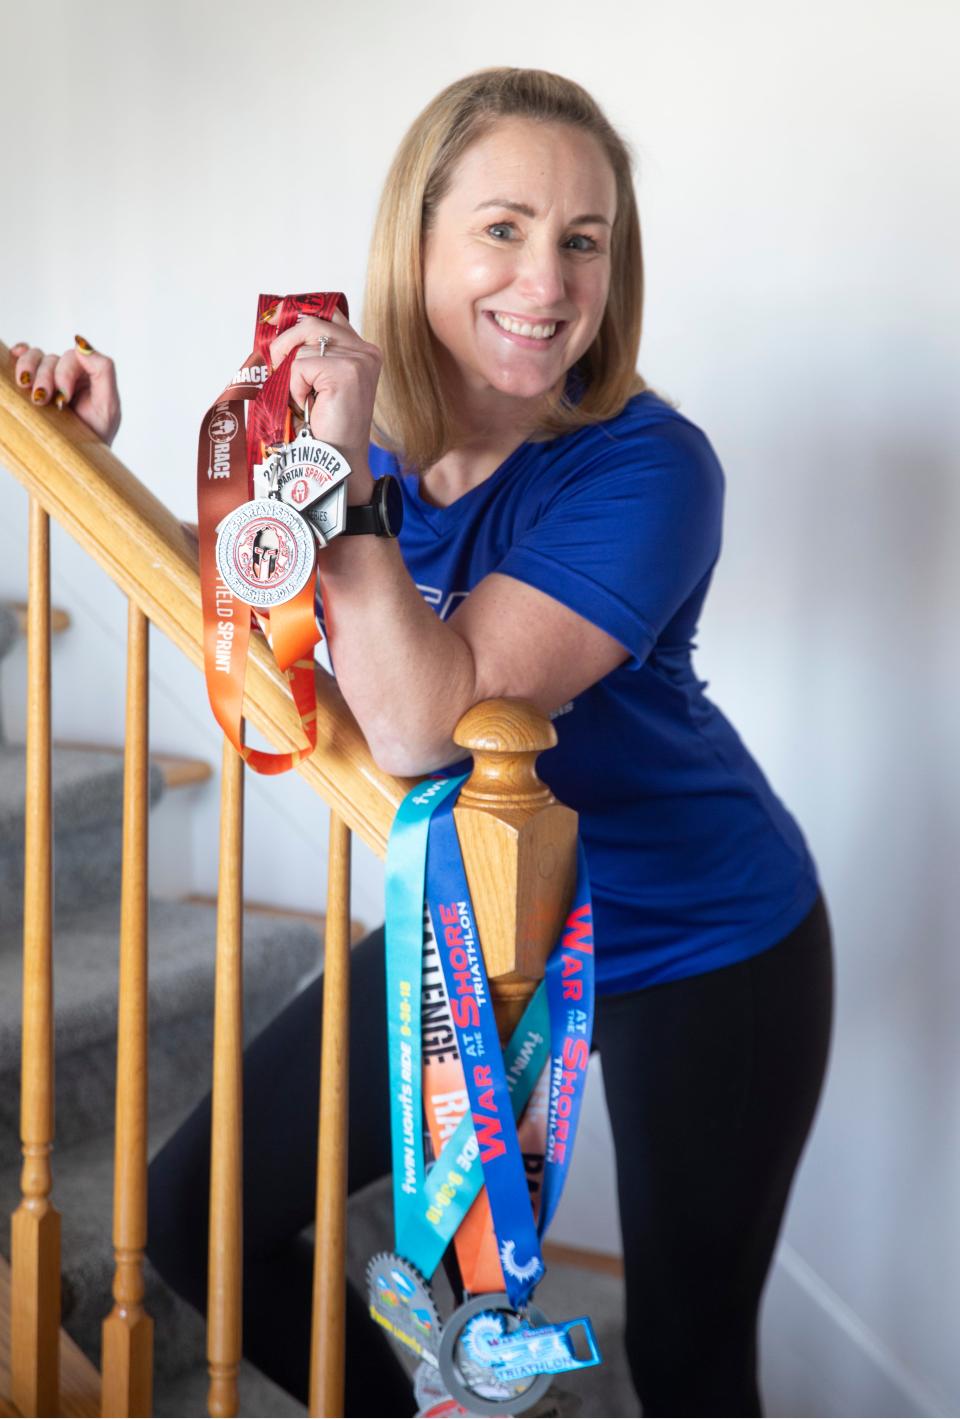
[9,335,122,447]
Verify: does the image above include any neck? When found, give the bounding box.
[419,355,556,507]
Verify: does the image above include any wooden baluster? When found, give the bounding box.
[309,813,352,1418]
[207,741,245,1419]
[452,699,579,1037]
[10,498,60,1417]
[101,603,153,1417]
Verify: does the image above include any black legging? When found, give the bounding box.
[147,891,833,1417]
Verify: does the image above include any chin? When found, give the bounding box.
[484,363,566,402]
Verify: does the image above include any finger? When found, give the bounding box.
[287,347,369,408]
[73,336,118,392]
[52,349,85,409]
[9,342,28,359]
[270,314,366,368]
[31,352,59,406]
[15,346,44,392]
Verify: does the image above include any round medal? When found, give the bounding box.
[438,1294,553,1417]
[366,1252,442,1366]
[214,498,315,608]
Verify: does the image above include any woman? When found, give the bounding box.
[14,68,834,1418]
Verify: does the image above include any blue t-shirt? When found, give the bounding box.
[366,391,821,995]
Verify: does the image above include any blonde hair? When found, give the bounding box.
[363,67,648,472]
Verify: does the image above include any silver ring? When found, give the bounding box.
[316,335,330,357]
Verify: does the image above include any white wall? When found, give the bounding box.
[2,2,957,1413]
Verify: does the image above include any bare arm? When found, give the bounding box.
[267,310,630,774]
[318,495,629,777]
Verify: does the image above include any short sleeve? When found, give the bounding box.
[494,415,724,667]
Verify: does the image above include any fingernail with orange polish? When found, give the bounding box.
[19,371,31,387]
[33,387,47,403]
[74,334,94,353]
[54,390,67,411]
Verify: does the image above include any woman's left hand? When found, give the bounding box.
[266,310,382,478]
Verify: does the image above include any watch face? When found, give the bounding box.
[379,475,404,537]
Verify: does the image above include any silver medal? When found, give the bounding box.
[214,498,315,608]
[273,422,351,513]
[438,1294,553,1417]
[302,481,348,546]
[366,1252,443,1366]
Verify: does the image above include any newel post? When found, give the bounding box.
[452,699,578,1038]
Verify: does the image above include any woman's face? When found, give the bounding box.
[422,118,617,409]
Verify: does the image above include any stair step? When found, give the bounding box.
[0,1255,99,1417]
[53,741,213,791]
[0,1111,306,1412]
[8,601,73,637]
[0,897,324,1152]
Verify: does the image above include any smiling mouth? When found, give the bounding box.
[489,311,564,341]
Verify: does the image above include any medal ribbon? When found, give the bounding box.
[385,778,595,1308]
[196,291,348,774]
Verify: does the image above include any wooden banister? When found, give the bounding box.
[1,340,582,1419]
[0,341,409,859]
[454,700,579,1038]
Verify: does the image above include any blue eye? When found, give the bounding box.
[564,234,598,252]
[487,223,515,240]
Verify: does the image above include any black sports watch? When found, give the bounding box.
[342,475,404,538]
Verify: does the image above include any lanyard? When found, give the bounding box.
[385,777,595,1307]
[196,291,347,773]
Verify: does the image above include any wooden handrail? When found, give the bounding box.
[0,340,409,860]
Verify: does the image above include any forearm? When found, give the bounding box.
[317,522,478,777]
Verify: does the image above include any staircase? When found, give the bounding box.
[0,602,324,1415]
[0,341,634,1419]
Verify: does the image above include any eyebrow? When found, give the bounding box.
[474,198,611,226]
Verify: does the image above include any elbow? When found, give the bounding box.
[366,724,463,780]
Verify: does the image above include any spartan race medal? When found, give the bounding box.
[438,1295,553,1417]
[366,1252,442,1365]
[214,498,315,608]
[303,481,348,546]
[274,421,351,513]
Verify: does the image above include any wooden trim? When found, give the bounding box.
[51,740,214,791]
[182,894,367,944]
[542,1240,624,1278]
[0,342,412,860]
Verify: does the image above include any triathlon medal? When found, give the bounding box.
[438,1295,553,1417]
[366,1251,442,1365]
[214,497,315,609]
[378,779,601,1415]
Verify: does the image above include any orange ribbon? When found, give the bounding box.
[196,292,348,773]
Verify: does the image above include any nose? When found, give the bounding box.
[515,233,566,309]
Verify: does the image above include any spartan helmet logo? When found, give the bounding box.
[251,525,280,580]
[210,411,239,442]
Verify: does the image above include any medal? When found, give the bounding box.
[366,1251,442,1365]
[438,1295,553,1417]
[274,416,351,512]
[302,481,348,546]
[375,778,601,1414]
[214,497,315,608]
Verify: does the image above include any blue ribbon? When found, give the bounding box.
[385,777,595,1306]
